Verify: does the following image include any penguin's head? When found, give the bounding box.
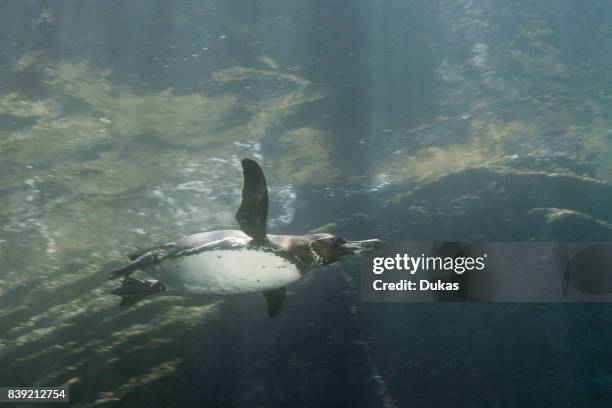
[309,234,382,265]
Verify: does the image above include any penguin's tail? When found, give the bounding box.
[109,258,147,280]
[111,277,166,306]
[108,251,167,306]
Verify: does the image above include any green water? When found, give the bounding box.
[3,1,612,406]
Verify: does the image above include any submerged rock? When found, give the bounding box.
[379,167,612,241]
[523,208,612,241]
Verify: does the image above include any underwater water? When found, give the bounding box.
[2,0,612,406]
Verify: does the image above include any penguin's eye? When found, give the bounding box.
[333,238,346,246]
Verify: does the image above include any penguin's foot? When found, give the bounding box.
[111,277,166,307]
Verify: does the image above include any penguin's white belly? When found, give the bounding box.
[157,249,301,295]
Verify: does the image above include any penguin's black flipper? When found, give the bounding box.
[236,158,268,242]
[262,287,286,317]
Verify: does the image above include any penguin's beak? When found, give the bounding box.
[341,239,382,255]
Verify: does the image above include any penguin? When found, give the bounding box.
[109,158,381,316]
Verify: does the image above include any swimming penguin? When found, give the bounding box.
[109,158,381,316]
